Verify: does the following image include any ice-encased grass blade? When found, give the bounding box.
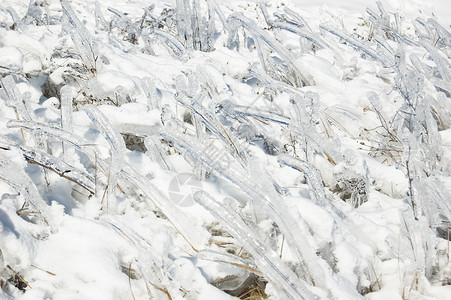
[0,158,53,227]
[84,105,125,208]
[19,146,95,194]
[120,164,206,251]
[320,24,394,66]
[193,191,319,300]
[228,13,311,86]
[61,0,97,71]
[1,75,32,121]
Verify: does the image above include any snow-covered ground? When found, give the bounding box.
[0,0,450,299]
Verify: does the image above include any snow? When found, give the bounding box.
[1,0,451,299]
[0,47,23,74]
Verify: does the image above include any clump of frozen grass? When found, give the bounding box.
[174,0,217,52]
[0,0,450,299]
[61,1,98,74]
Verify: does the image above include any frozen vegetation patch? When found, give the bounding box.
[0,0,451,299]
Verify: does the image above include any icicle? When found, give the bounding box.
[143,136,174,170]
[182,0,194,50]
[84,105,125,156]
[1,76,50,152]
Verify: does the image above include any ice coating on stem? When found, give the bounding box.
[107,220,172,298]
[120,164,205,251]
[7,120,86,150]
[426,18,451,47]
[0,158,53,227]
[61,0,98,71]
[277,154,328,206]
[60,85,73,159]
[258,3,330,54]
[422,44,451,84]
[20,146,95,194]
[248,64,304,96]
[94,1,108,31]
[175,0,193,50]
[230,102,290,125]
[289,94,341,165]
[193,191,319,300]
[228,13,310,86]
[153,29,186,57]
[6,118,114,183]
[175,91,247,166]
[174,0,216,52]
[320,24,394,66]
[196,249,259,273]
[1,76,32,121]
[84,105,125,208]
[60,85,73,133]
[210,0,230,33]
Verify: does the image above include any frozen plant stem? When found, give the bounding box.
[194,191,318,299]
[61,0,98,72]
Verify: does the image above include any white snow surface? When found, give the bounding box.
[0,0,451,299]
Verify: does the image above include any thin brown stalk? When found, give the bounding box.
[135,188,198,253]
[369,262,381,290]
[148,281,172,300]
[17,210,41,215]
[7,265,32,289]
[128,262,136,300]
[279,235,285,259]
[323,151,336,165]
[448,228,450,263]
[31,264,56,276]
[227,263,262,275]
[25,157,94,194]
[94,152,97,195]
[216,117,244,162]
